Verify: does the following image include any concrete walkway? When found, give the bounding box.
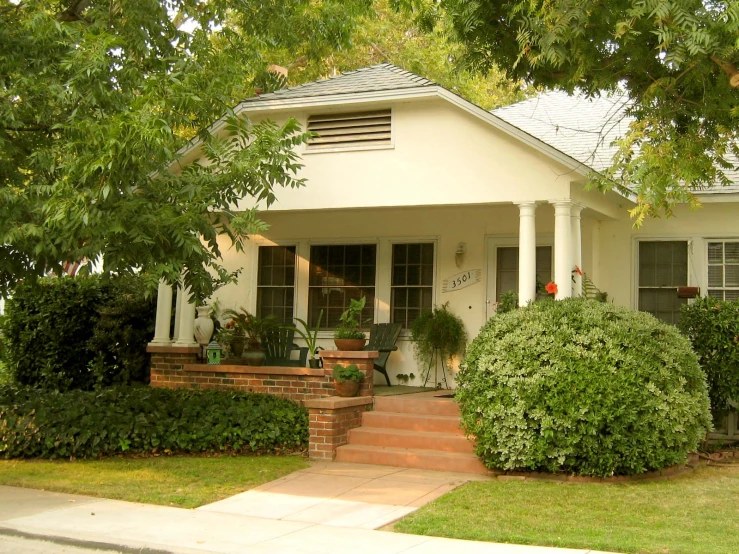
[0,467,618,554]
[198,462,487,529]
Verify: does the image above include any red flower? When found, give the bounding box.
[574,265,583,276]
[545,282,558,295]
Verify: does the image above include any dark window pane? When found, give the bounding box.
[391,243,435,328]
[257,245,296,324]
[308,244,377,329]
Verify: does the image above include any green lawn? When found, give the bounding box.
[0,455,308,508]
[395,464,739,554]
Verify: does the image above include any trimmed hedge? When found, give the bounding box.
[457,299,711,477]
[0,386,308,459]
[679,297,739,411]
[1,277,155,390]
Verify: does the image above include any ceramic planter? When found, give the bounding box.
[334,338,366,351]
[230,339,245,357]
[308,358,321,369]
[194,305,214,346]
[243,349,266,366]
[334,379,360,397]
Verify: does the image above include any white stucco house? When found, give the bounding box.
[149,63,739,387]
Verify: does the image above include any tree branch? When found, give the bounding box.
[710,55,739,88]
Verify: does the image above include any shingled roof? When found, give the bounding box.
[493,91,739,194]
[238,63,435,105]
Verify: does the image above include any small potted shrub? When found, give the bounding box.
[293,309,323,369]
[333,363,363,397]
[334,297,367,351]
[222,308,278,366]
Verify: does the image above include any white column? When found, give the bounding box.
[551,200,574,300]
[516,202,538,306]
[173,285,198,347]
[149,281,173,345]
[173,286,183,340]
[571,204,584,297]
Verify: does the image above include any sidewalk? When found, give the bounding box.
[0,476,617,554]
[197,462,487,529]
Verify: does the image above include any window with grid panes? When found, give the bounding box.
[707,241,739,301]
[496,246,552,301]
[308,244,376,329]
[638,241,688,324]
[391,243,434,328]
[256,245,296,324]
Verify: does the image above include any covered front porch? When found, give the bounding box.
[148,198,614,387]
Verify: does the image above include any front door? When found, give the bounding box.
[485,240,553,319]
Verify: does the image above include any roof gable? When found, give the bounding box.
[237,63,435,107]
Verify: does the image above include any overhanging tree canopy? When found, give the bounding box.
[420,0,739,223]
[0,0,371,299]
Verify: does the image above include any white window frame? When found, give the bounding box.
[389,241,437,330]
[305,240,380,332]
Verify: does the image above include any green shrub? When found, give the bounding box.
[1,277,155,390]
[457,299,711,477]
[679,297,739,411]
[0,386,308,459]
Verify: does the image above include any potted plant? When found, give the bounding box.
[293,310,323,368]
[410,303,467,382]
[222,308,278,366]
[334,296,367,351]
[333,363,363,397]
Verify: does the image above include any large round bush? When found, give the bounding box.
[457,299,711,477]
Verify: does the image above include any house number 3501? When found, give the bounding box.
[442,269,482,293]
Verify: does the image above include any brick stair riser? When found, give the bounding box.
[336,446,489,475]
[348,428,475,454]
[374,397,460,417]
[361,412,464,434]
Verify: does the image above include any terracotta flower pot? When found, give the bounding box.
[334,338,366,351]
[334,379,360,397]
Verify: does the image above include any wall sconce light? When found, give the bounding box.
[455,242,466,268]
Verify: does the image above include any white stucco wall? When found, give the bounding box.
[232,98,576,212]
[598,201,739,308]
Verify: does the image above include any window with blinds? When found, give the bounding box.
[306,110,391,150]
[638,241,688,324]
[707,241,739,301]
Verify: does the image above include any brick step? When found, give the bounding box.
[361,411,464,434]
[348,426,475,454]
[335,444,490,475]
[374,396,460,417]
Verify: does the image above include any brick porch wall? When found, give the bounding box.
[305,396,374,461]
[146,346,378,406]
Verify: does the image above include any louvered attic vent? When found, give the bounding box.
[306,110,391,150]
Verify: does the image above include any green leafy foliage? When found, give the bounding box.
[679,297,739,411]
[0,0,372,300]
[457,299,711,476]
[0,386,308,459]
[268,0,529,110]
[410,303,467,370]
[420,0,739,220]
[1,277,155,391]
[333,364,364,383]
[334,297,367,340]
